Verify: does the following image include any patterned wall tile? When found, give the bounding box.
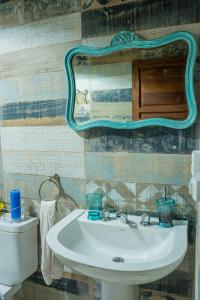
[106,181,136,209]
[86,179,107,206]
[135,183,195,217]
[135,183,153,211]
[168,185,196,216]
[86,179,136,209]
[85,181,193,217]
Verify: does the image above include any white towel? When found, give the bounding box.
[192,150,200,175]
[189,174,200,202]
[40,200,63,285]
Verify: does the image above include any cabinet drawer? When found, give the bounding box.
[140,111,188,120]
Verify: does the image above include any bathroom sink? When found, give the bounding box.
[47,209,187,300]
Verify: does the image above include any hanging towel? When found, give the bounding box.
[40,200,64,285]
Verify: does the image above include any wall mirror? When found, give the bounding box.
[65,31,197,131]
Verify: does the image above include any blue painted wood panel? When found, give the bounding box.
[84,125,197,154]
[1,99,66,120]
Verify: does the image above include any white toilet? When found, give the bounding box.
[0,216,38,299]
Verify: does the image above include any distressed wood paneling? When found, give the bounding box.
[2,117,65,127]
[0,105,194,155]
[0,1,196,300]
[1,99,66,121]
[0,0,81,30]
[23,0,81,24]
[82,23,200,47]
[0,1,24,29]
[0,12,81,55]
[0,72,66,104]
[84,126,197,154]
[1,126,84,152]
[3,172,86,206]
[0,40,80,79]
[0,100,197,155]
[85,152,191,184]
[1,126,85,178]
[81,0,134,11]
[82,0,200,38]
[2,150,85,178]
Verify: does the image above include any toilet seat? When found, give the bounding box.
[0,283,21,300]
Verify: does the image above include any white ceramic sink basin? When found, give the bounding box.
[47,209,187,300]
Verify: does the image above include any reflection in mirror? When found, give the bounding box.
[72,40,188,124]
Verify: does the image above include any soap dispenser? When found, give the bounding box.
[156,186,175,228]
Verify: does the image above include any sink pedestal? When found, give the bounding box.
[102,281,139,300]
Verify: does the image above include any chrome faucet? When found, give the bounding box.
[101,209,117,222]
[102,209,138,227]
[119,213,137,228]
[140,211,159,226]
[140,211,151,226]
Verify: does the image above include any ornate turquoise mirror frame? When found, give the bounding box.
[65,31,198,131]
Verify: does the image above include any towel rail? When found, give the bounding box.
[39,173,61,202]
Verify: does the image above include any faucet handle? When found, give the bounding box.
[102,208,118,221]
[116,208,128,217]
[101,209,110,220]
[116,209,122,217]
[140,211,151,226]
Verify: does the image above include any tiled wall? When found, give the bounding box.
[0,0,199,299]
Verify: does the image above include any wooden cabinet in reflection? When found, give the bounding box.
[132,57,188,120]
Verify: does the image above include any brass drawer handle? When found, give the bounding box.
[162,68,168,75]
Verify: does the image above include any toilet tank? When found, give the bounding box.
[0,217,38,286]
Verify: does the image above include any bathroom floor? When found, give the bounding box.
[11,279,191,300]
[140,289,191,300]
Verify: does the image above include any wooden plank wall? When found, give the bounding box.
[0,0,198,299]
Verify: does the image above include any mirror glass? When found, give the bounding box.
[72,40,188,124]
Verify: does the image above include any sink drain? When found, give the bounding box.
[112,257,125,263]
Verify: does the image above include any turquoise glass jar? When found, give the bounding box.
[86,193,103,220]
[156,197,175,228]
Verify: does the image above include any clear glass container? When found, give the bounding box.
[86,193,103,220]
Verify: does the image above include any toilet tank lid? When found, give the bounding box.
[0,216,38,233]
